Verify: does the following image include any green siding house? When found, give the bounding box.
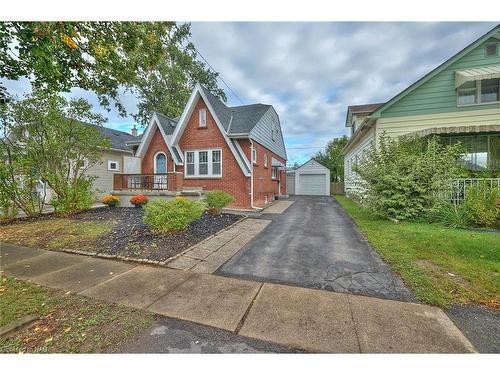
[343,24,500,195]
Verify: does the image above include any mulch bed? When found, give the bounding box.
[73,207,241,261]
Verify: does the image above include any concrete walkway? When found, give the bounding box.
[0,242,475,353]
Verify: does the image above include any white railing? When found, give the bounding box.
[445,178,500,204]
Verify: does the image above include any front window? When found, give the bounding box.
[481,78,500,103]
[186,152,195,176]
[199,151,208,175]
[457,81,477,105]
[184,149,222,178]
[108,160,119,171]
[442,134,500,171]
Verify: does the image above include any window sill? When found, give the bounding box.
[457,100,500,107]
[184,176,222,179]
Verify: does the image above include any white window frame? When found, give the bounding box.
[108,160,120,171]
[457,78,500,107]
[252,148,257,164]
[199,108,207,127]
[184,148,223,178]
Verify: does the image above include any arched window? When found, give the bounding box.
[154,152,167,174]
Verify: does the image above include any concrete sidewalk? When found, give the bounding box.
[0,242,475,353]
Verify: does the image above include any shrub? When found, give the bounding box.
[51,181,95,214]
[102,194,119,207]
[204,190,235,214]
[143,197,205,232]
[434,203,472,229]
[354,134,465,221]
[464,182,500,227]
[130,194,149,207]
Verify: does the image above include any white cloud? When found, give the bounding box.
[3,22,496,163]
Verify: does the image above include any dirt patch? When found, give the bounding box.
[0,207,241,262]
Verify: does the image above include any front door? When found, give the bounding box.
[154,153,167,189]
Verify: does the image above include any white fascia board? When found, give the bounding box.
[234,139,251,173]
[135,116,157,157]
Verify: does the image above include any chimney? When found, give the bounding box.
[131,124,138,137]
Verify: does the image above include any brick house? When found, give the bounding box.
[113,83,288,209]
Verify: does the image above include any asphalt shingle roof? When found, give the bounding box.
[199,84,270,135]
[88,124,136,152]
[347,103,386,114]
[153,111,178,136]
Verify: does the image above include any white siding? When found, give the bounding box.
[344,127,375,194]
[250,107,287,160]
[124,156,141,174]
[376,107,500,139]
[85,151,126,199]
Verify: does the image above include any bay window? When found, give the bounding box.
[184,149,222,177]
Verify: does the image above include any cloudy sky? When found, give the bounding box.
[4,22,497,164]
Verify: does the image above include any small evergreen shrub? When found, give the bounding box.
[464,183,500,227]
[204,190,235,214]
[143,197,205,232]
[434,203,472,229]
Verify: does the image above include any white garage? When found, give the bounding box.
[287,159,330,196]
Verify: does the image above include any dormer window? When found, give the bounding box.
[199,108,206,127]
[485,43,498,57]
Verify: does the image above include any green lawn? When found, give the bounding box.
[335,195,500,308]
[0,277,154,353]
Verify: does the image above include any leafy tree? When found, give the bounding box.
[314,136,348,182]
[0,91,110,215]
[353,134,465,221]
[0,22,225,121]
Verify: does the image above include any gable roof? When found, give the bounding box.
[199,85,272,135]
[153,111,178,135]
[371,23,500,118]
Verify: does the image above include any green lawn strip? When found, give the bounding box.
[334,195,500,308]
[0,277,154,353]
[0,218,111,251]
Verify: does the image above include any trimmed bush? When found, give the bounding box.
[204,190,235,214]
[143,197,205,233]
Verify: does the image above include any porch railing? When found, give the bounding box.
[114,174,168,191]
[444,178,500,204]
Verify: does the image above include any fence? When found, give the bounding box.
[330,182,345,195]
[445,178,500,204]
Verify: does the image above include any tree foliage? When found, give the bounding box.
[353,134,465,221]
[0,91,110,216]
[314,136,348,182]
[0,22,225,123]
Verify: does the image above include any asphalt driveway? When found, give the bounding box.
[218,196,414,301]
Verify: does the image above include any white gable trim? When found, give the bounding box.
[136,113,182,165]
[297,158,329,172]
[171,84,251,177]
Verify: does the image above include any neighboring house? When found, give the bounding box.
[343,24,500,196]
[112,83,287,209]
[286,159,331,196]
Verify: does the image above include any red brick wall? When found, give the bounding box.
[141,128,174,174]
[178,97,251,208]
[247,140,287,207]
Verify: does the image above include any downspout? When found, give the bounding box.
[249,139,262,211]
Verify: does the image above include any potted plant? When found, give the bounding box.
[102,194,119,207]
[130,194,149,208]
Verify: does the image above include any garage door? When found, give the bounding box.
[298,174,327,195]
